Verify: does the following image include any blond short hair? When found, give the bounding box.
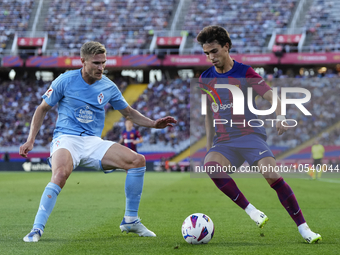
[80,41,106,59]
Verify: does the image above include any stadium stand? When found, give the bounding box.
[0,78,55,147]
[320,125,340,146]
[303,0,340,52]
[182,0,298,54]
[0,0,35,54]
[44,0,176,56]
[3,0,340,56]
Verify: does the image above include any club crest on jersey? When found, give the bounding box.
[211,102,219,112]
[44,88,53,98]
[97,92,104,104]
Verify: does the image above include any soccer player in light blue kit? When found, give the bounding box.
[19,41,177,242]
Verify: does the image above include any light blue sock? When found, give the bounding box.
[33,182,61,230]
[125,167,146,217]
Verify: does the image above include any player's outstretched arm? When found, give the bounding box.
[263,90,288,136]
[19,100,52,158]
[118,106,177,129]
[154,116,177,129]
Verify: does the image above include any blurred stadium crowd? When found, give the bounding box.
[44,0,175,56]
[1,0,340,55]
[304,0,340,52]
[185,0,297,54]
[0,0,35,54]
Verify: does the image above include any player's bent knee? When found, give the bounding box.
[264,175,281,185]
[133,154,145,168]
[51,166,72,188]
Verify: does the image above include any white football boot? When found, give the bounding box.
[298,223,322,244]
[250,210,269,228]
[23,228,43,242]
[120,218,156,237]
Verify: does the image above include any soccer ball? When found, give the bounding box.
[181,213,214,244]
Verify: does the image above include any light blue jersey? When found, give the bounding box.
[42,69,128,138]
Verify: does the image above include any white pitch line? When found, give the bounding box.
[316,178,340,184]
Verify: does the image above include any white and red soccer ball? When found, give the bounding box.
[181,213,214,244]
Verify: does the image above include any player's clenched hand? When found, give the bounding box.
[276,120,288,135]
[154,116,177,129]
[19,141,34,158]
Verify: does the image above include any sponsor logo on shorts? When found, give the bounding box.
[259,150,268,155]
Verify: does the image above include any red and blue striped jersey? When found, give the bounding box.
[121,129,141,152]
[200,60,272,143]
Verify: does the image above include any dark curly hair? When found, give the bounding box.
[196,26,232,52]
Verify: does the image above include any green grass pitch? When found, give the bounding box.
[0,171,339,255]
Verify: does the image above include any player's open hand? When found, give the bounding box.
[19,141,34,158]
[276,120,288,135]
[154,116,177,129]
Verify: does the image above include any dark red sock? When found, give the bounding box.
[205,161,249,209]
[271,177,306,226]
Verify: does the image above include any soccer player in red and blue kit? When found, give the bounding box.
[197,26,321,244]
[120,119,143,152]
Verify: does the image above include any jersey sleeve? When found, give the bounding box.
[42,74,66,107]
[109,87,129,110]
[245,67,271,97]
